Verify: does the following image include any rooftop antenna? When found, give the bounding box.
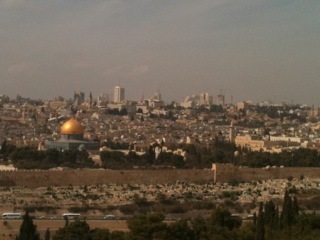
[141,86,145,101]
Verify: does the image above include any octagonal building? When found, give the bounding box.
[45,118,99,151]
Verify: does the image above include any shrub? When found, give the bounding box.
[119,204,136,215]
[287,176,294,181]
[167,205,186,213]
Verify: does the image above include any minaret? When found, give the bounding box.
[229,121,235,142]
[89,92,93,109]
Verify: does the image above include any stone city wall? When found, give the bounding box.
[0,169,215,187]
[0,165,320,187]
[213,163,320,182]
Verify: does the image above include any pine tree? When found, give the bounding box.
[53,220,91,240]
[255,202,265,240]
[16,211,40,240]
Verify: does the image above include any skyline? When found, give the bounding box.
[1,0,320,105]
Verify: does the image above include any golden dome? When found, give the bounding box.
[60,118,84,135]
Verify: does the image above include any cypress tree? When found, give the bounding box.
[280,190,293,229]
[292,196,299,218]
[280,191,299,229]
[64,215,69,227]
[253,212,257,226]
[16,211,40,240]
[273,206,280,230]
[264,200,276,227]
[0,140,7,161]
[45,228,50,240]
[255,202,265,240]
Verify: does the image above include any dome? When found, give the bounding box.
[60,118,84,135]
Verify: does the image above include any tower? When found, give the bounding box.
[154,91,162,101]
[114,86,125,103]
[74,90,85,105]
[217,94,225,106]
[89,92,93,108]
[229,121,235,142]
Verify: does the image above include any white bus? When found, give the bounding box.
[62,213,81,220]
[2,213,22,219]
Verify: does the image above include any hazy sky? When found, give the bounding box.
[1,0,320,105]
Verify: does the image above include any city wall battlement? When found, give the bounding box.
[0,165,319,187]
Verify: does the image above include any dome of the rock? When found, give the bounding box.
[60,118,84,135]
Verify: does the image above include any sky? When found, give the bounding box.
[1,0,320,105]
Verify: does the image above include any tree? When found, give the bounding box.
[0,139,7,161]
[119,108,127,115]
[280,191,293,229]
[255,202,265,240]
[45,148,60,164]
[64,215,69,227]
[90,228,110,240]
[155,152,185,168]
[192,217,208,240]
[53,220,91,240]
[292,196,299,219]
[264,200,278,229]
[167,220,195,240]
[209,208,241,231]
[45,228,51,240]
[127,213,167,240]
[109,231,127,240]
[16,211,40,240]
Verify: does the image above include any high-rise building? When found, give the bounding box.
[217,94,225,106]
[74,90,85,106]
[199,92,212,105]
[114,86,125,103]
[154,91,162,101]
[98,93,109,106]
